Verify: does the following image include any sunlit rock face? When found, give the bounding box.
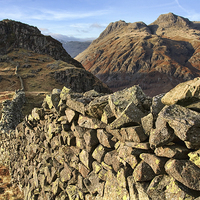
[76,13,200,96]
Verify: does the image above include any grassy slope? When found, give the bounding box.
[0,48,77,117]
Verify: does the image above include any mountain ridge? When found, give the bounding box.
[75,13,200,96]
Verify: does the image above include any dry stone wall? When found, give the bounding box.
[2,79,200,199]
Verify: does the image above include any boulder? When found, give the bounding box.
[85,95,109,119]
[78,115,106,129]
[108,85,147,118]
[141,113,154,136]
[60,86,72,101]
[83,129,99,147]
[147,175,200,200]
[92,144,107,163]
[83,172,104,196]
[165,159,200,191]
[97,129,115,148]
[103,170,129,200]
[149,122,175,149]
[120,126,148,143]
[161,77,200,106]
[65,108,78,123]
[78,163,90,178]
[155,143,190,159]
[66,93,92,115]
[109,102,146,129]
[139,153,167,175]
[45,91,60,111]
[101,104,116,124]
[150,93,165,119]
[79,150,92,170]
[147,175,171,200]
[125,142,150,150]
[133,161,156,182]
[118,145,139,169]
[127,176,151,200]
[188,149,200,168]
[66,185,84,200]
[157,104,200,149]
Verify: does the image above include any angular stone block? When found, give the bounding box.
[92,144,107,163]
[165,159,200,191]
[155,144,190,159]
[97,129,115,148]
[78,115,107,129]
[140,153,167,175]
[121,126,148,142]
[133,161,156,182]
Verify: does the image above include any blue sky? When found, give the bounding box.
[0,0,200,41]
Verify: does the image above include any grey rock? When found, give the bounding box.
[165,159,200,191]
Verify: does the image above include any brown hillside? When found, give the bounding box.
[75,13,200,96]
[0,20,112,117]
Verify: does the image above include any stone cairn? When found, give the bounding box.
[1,78,200,199]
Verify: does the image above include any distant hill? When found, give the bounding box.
[76,13,200,96]
[62,41,92,58]
[0,19,111,115]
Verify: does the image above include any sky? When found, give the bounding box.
[0,0,200,41]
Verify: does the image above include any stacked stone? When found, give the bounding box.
[0,89,25,132]
[0,89,25,166]
[5,78,200,199]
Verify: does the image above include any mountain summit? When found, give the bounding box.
[76,13,200,96]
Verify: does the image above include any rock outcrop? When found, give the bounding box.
[1,78,200,199]
[0,19,82,68]
[76,13,200,96]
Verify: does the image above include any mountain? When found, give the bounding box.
[75,13,200,96]
[0,19,111,116]
[62,41,92,58]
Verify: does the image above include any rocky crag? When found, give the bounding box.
[1,78,200,199]
[0,19,82,68]
[76,13,200,96]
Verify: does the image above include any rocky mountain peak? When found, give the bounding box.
[129,21,148,29]
[149,12,192,33]
[97,20,128,40]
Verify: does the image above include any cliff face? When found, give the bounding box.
[76,13,200,96]
[0,19,82,68]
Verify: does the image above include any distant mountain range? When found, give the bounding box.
[75,13,200,96]
[62,41,92,58]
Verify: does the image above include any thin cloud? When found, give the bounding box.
[175,0,190,14]
[187,13,200,21]
[90,23,106,29]
[39,9,109,20]
[0,6,110,21]
[175,0,200,21]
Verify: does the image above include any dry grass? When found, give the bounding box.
[0,165,24,200]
